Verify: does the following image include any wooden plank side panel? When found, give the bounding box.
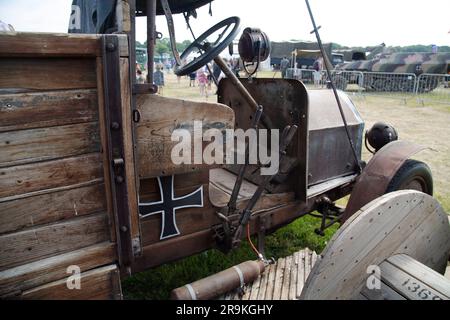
[0,212,110,271]
[21,264,121,300]
[0,89,98,132]
[0,32,129,58]
[0,242,116,297]
[0,183,106,235]
[0,58,97,91]
[0,122,101,168]
[0,153,103,200]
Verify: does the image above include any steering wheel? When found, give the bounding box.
[174,16,240,76]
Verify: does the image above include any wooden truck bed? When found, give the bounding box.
[0,33,132,299]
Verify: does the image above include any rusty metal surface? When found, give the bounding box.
[171,260,265,300]
[342,140,426,222]
[307,90,364,186]
[102,35,133,269]
[218,78,309,201]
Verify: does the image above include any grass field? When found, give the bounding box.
[122,71,450,299]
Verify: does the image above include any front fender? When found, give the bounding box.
[342,140,426,222]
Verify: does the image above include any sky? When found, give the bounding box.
[0,0,449,47]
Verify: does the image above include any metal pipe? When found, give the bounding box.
[305,0,362,173]
[171,260,265,300]
[146,0,157,84]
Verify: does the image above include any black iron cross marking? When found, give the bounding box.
[139,175,204,240]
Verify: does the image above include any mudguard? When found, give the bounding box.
[342,140,426,222]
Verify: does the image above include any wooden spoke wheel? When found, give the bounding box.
[301,190,450,300]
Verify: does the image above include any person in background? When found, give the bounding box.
[189,71,196,87]
[153,64,165,95]
[197,67,209,99]
[280,56,290,79]
[136,63,146,84]
[313,57,324,87]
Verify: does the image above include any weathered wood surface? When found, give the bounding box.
[222,248,318,300]
[377,256,449,300]
[0,153,103,201]
[0,242,116,297]
[136,94,234,179]
[0,90,99,132]
[0,212,110,271]
[301,190,450,300]
[0,183,106,235]
[0,32,128,57]
[21,264,121,300]
[0,32,122,300]
[0,122,101,167]
[0,58,97,91]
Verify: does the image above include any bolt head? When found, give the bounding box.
[107,42,116,52]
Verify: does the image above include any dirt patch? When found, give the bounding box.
[353,95,450,212]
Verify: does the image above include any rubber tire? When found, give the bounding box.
[386,159,433,196]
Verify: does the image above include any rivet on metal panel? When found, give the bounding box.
[115,176,124,184]
[111,122,120,130]
[106,42,116,52]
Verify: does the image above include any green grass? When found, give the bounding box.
[122,215,338,300]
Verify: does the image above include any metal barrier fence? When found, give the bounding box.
[416,73,450,105]
[286,68,450,105]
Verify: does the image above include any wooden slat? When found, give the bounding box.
[0,32,129,57]
[264,263,276,300]
[281,255,292,300]
[296,250,305,298]
[0,153,103,200]
[241,283,252,300]
[21,264,121,300]
[0,242,116,297]
[0,212,109,271]
[256,262,270,300]
[380,260,448,300]
[0,89,99,132]
[0,58,97,91]
[272,258,285,300]
[304,249,311,288]
[0,122,101,167]
[289,252,299,300]
[133,229,213,271]
[249,274,262,300]
[0,183,106,235]
[387,254,450,298]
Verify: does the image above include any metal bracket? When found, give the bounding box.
[102,35,133,269]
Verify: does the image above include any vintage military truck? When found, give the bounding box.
[335,50,450,92]
[0,0,448,300]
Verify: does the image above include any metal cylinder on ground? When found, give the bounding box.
[171,260,265,300]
